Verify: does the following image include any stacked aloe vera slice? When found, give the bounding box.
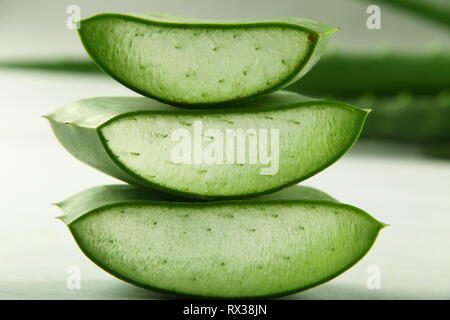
[47,13,385,298]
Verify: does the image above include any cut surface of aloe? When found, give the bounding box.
[46,91,368,199]
[58,184,384,298]
[78,13,335,106]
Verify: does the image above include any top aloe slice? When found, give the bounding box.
[46,91,368,199]
[78,13,336,106]
[57,184,385,298]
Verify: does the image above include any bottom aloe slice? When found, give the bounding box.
[57,184,384,298]
[46,91,368,199]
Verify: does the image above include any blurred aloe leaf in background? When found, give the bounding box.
[0,59,100,74]
[287,51,450,97]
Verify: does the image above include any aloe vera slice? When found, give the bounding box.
[46,91,368,199]
[78,13,335,106]
[57,184,384,298]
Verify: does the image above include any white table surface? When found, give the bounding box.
[1,70,449,299]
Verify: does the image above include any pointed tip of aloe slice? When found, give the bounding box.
[51,203,67,222]
[379,221,389,229]
[51,202,63,208]
[325,27,339,35]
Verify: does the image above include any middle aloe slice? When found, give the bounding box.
[46,91,368,199]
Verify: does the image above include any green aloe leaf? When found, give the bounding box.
[357,91,450,143]
[46,91,368,199]
[78,13,335,107]
[57,184,385,298]
[287,51,450,97]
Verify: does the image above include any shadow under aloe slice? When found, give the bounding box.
[57,184,385,299]
[78,13,335,106]
[46,91,368,199]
